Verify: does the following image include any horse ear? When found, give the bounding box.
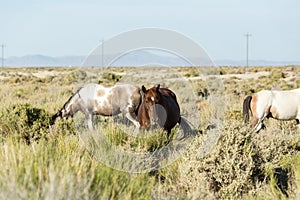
[156,84,160,91]
[142,85,147,93]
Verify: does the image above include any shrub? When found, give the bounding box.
[176,121,300,199]
[102,72,122,83]
[0,104,53,143]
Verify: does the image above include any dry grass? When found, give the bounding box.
[0,66,300,199]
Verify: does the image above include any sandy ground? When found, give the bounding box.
[220,71,270,79]
[32,71,63,78]
[0,70,67,80]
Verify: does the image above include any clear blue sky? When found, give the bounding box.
[1,0,299,61]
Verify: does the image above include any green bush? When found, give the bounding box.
[102,72,122,82]
[0,104,53,143]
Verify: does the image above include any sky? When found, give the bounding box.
[0,0,299,62]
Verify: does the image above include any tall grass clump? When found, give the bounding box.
[0,133,156,199]
[169,119,300,199]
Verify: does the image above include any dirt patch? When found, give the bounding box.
[221,71,270,79]
[32,71,66,78]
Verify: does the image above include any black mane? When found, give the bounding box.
[61,87,82,110]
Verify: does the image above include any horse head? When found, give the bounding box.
[51,104,73,123]
[60,101,75,120]
[52,92,80,124]
[141,84,161,126]
[51,110,61,124]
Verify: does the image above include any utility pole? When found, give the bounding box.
[244,33,251,68]
[1,44,4,68]
[102,39,104,67]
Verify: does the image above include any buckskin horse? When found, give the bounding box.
[243,88,300,132]
[52,83,141,130]
[137,84,192,138]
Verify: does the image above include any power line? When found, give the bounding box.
[244,33,252,68]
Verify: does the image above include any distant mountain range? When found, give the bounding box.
[216,59,300,67]
[1,51,299,67]
[2,55,85,67]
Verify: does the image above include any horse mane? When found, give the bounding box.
[135,90,144,116]
[61,87,82,109]
[159,88,177,102]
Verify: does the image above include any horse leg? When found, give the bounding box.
[86,114,94,131]
[166,129,171,139]
[124,107,140,128]
[251,113,265,133]
[250,96,268,133]
[253,118,265,133]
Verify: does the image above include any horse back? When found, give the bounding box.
[113,84,141,110]
[271,90,300,118]
[159,88,179,108]
[256,89,300,120]
[158,88,181,130]
[159,88,177,100]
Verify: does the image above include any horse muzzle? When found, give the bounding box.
[150,116,159,127]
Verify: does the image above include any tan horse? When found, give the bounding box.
[243,88,300,132]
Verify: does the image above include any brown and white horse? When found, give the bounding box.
[137,84,192,138]
[52,83,141,130]
[243,88,300,132]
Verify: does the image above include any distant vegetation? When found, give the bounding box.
[0,66,299,199]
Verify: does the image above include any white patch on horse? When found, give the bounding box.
[94,86,110,111]
[243,88,300,132]
[151,97,154,101]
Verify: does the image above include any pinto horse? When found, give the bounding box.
[243,88,300,132]
[52,83,141,130]
[137,84,192,137]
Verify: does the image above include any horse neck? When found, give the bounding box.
[157,93,167,106]
[159,88,177,102]
[64,93,82,113]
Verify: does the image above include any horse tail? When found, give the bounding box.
[243,95,252,124]
[178,116,196,139]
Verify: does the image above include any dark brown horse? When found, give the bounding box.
[137,84,192,137]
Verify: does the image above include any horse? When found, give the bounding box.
[52,83,141,130]
[243,88,300,132]
[137,84,192,138]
